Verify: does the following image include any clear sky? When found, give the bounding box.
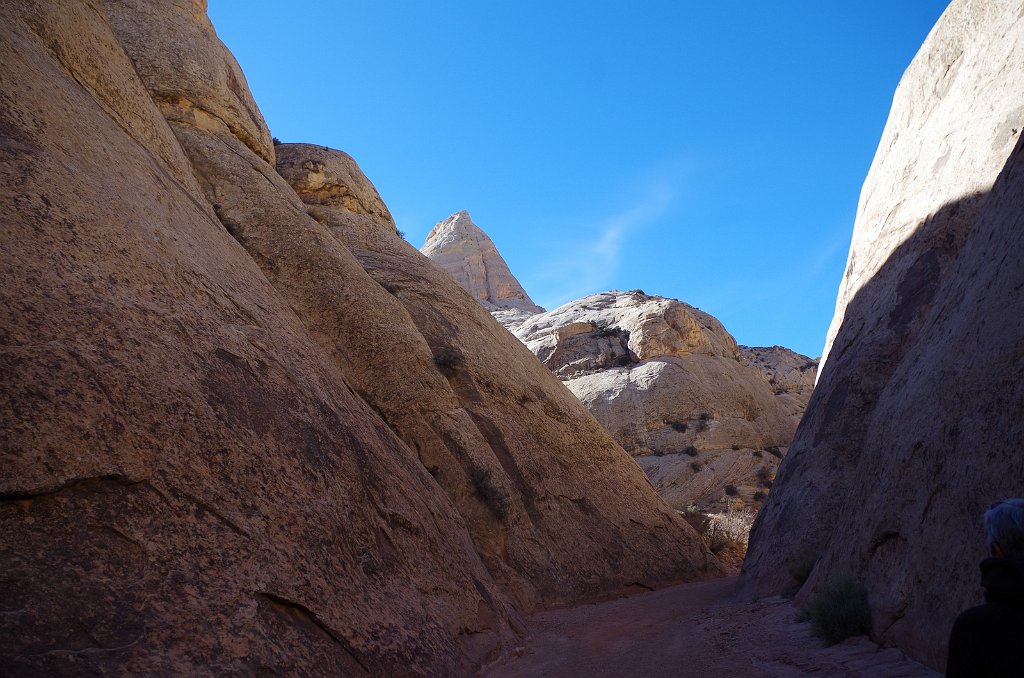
[208,1,950,358]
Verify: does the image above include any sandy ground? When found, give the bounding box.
[484,577,940,678]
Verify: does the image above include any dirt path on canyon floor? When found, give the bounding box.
[484,577,940,678]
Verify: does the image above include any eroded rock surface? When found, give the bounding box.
[509,292,805,510]
[743,0,1024,670]
[0,1,717,674]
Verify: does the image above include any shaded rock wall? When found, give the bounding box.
[1,0,717,674]
[743,0,1024,669]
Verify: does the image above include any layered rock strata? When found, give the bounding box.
[743,0,1024,670]
[0,1,717,674]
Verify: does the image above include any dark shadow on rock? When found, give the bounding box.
[742,130,1024,670]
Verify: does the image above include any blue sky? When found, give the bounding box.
[209,2,950,357]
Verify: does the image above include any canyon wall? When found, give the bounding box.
[0,1,716,674]
[743,0,1024,669]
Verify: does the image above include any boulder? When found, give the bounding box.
[742,0,1024,670]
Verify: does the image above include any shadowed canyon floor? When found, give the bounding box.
[486,578,938,678]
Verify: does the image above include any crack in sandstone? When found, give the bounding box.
[254,591,369,672]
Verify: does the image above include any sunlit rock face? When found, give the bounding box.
[421,211,544,324]
[0,1,718,674]
[743,0,1024,670]
[423,228,819,511]
[510,291,813,511]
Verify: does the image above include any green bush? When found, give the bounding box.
[806,578,871,645]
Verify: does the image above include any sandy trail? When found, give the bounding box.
[485,577,939,677]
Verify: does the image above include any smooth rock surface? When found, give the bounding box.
[0,2,718,674]
[271,144,718,609]
[743,0,1024,670]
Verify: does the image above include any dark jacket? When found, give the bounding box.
[946,557,1024,677]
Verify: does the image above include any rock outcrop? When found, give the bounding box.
[421,217,821,511]
[743,0,1024,670]
[508,291,807,510]
[0,1,717,674]
[421,211,543,326]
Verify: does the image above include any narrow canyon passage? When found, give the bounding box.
[485,578,938,677]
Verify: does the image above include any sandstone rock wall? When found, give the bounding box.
[742,0,1024,669]
[271,144,717,609]
[0,1,717,674]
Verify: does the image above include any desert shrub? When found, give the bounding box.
[670,421,688,433]
[731,443,741,451]
[683,445,699,457]
[766,446,783,458]
[468,464,509,519]
[703,505,755,554]
[690,461,702,472]
[752,449,764,458]
[615,354,631,367]
[433,348,463,376]
[753,490,766,502]
[698,412,711,421]
[805,578,871,645]
[724,484,738,496]
[380,281,400,296]
[788,549,819,586]
[594,324,623,338]
[272,136,281,145]
[756,466,775,487]
[396,229,406,240]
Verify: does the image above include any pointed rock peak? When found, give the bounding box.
[421,211,543,316]
[423,210,482,246]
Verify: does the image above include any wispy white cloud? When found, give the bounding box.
[525,169,682,309]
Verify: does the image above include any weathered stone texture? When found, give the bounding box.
[0,1,718,673]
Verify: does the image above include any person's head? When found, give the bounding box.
[984,499,1024,559]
